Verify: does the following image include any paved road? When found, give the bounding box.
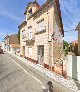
[0,53,72,92]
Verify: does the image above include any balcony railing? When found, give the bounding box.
[37,26,46,32]
[23,32,35,42]
[35,26,46,35]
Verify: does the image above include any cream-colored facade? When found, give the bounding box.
[19,0,64,70]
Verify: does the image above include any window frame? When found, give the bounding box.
[28,47,32,56]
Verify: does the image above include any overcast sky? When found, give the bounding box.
[0,0,80,42]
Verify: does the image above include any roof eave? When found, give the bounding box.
[18,21,27,29]
[54,0,64,37]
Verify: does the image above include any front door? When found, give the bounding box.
[23,46,25,57]
[38,46,44,65]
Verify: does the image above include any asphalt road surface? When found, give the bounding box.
[0,53,72,92]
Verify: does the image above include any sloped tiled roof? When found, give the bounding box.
[18,21,27,29]
[9,34,19,45]
[11,44,20,48]
[72,40,78,45]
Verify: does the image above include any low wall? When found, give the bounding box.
[67,55,80,81]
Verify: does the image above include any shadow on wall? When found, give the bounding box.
[72,56,80,90]
[0,49,4,54]
[72,56,77,80]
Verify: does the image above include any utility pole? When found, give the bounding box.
[34,0,37,2]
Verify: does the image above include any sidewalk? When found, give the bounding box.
[9,53,80,92]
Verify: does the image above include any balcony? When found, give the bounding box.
[35,26,46,35]
[24,32,35,43]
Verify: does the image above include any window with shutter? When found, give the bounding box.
[37,19,46,32]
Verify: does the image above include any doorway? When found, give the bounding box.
[23,46,25,57]
[38,45,44,65]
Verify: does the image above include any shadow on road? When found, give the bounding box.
[72,56,80,90]
[73,79,80,90]
[0,53,5,54]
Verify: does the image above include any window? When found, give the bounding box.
[28,47,32,55]
[29,29,33,40]
[29,8,32,14]
[28,8,32,18]
[37,19,46,32]
[22,30,26,39]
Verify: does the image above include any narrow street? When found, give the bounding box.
[0,53,72,92]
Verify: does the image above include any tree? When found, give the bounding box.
[63,40,69,55]
[18,29,20,44]
[63,40,69,49]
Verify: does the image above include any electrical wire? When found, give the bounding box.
[64,29,76,32]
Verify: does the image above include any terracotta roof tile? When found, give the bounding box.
[11,44,20,48]
[72,40,78,45]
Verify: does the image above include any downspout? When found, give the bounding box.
[47,11,49,40]
[52,2,55,69]
[47,5,51,71]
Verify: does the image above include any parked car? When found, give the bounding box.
[0,48,3,54]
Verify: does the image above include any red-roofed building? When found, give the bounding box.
[72,40,78,45]
[4,34,20,54]
[72,40,78,55]
[10,44,20,55]
[68,40,78,55]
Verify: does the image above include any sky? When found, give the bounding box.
[0,0,80,43]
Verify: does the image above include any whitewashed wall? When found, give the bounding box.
[67,55,80,81]
[77,56,80,81]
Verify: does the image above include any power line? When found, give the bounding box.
[64,29,76,32]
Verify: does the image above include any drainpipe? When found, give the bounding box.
[47,10,52,71]
[47,10,49,40]
[48,41,52,71]
[52,3,55,71]
[61,59,63,76]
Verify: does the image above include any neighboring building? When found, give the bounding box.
[68,41,78,55]
[19,0,64,71]
[0,42,2,49]
[0,41,5,51]
[4,35,9,52]
[72,41,78,55]
[4,34,20,54]
[10,44,20,54]
[76,22,80,55]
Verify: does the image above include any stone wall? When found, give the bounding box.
[20,25,27,56]
[53,16,63,65]
[20,1,63,71]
